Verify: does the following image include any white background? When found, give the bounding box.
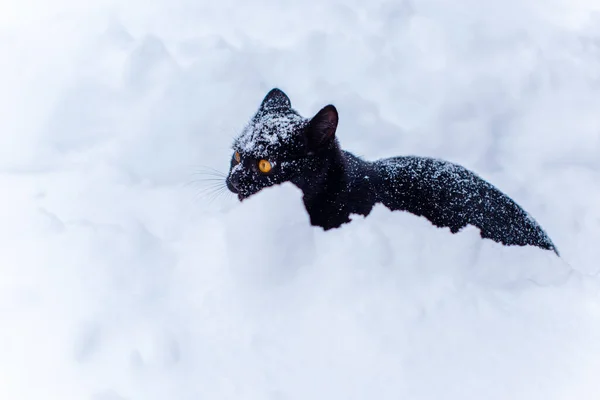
[1,0,600,398]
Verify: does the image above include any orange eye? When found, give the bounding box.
[258,159,272,173]
[234,151,241,163]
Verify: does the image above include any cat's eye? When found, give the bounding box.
[234,151,241,163]
[258,159,272,173]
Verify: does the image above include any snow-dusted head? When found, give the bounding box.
[226,88,339,200]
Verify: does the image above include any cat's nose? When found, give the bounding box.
[227,174,240,193]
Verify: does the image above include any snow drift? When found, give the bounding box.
[1,0,600,398]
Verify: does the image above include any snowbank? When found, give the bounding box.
[1,0,600,398]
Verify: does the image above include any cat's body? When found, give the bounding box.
[226,88,558,254]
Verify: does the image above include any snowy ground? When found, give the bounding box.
[2,0,600,399]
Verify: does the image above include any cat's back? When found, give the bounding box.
[372,155,486,211]
[371,155,557,252]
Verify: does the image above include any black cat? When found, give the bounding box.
[226,88,558,254]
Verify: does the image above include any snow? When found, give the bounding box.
[236,112,307,156]
[2,0,600,399]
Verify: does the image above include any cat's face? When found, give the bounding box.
[226,88,338,200]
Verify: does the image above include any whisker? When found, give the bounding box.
[207,188,225,205]
[192,179,230,202]
[184,181,225,191]
[194,185,227,197]
[203,189,226,205]
[186,177,226,184]
[184,180,219,188]
[190,176,226,180]
[195,165,227,176]
[184,164,237,207]
[191,171,227,178]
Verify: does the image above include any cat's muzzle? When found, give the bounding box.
[226,176,250,201]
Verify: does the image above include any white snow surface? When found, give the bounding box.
[2,0,600,399]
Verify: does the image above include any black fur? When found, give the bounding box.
[226,88,558,254]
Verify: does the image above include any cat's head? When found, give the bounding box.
[226,88,339,200]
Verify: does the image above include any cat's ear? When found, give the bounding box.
[305,105,338,151]
[259,88,291,111]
